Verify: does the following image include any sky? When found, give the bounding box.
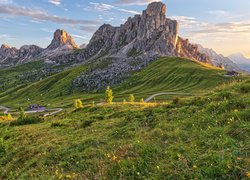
[0,0,250,57]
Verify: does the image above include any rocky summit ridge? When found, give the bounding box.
[0,29,78,66]
[0,2,242,90]
[74,2,211,64]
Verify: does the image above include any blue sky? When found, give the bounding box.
[0,0,250,57]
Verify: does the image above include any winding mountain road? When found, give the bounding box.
[0,106,10,114]
[0,105,63,117]
[0,92,190,117]
[144,92,192,102]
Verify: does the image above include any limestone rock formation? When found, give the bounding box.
[41,29,79,58]
[0,44,43,67]
[75,2,210,64]
[0,44,18,63]
[18,45,43,63]
[73,2,212,91]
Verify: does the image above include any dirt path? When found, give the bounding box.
[144,92,192,102]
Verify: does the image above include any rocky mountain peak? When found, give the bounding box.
[46,29,78,50]
[145,2,166,16]
[1,44,10,49]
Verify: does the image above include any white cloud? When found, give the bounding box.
[207,10,230,18]
[71,34,88,40]
[48,0,61,6]
[86,2,140,15]
[0,33,14,40]
[0,5,99,25]
[114,0,161,6]
[0,0,13,4]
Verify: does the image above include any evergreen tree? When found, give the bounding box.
[74,99,83,109]
[7,113,12,120]
[105,86,114,104]
[128,94,135,103]
[19,107,26,120]
[140,98,144,103]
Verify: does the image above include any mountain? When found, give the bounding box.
[18,45,43,63]
[0,29,79,68]
[228,53,250,72]
[70,2,214,91]
[40,29,79,59]
[75,2,210,64]
[0,44,18,63]
[197,45,241,72]
[0,44,43,67]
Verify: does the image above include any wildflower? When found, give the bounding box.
[112,155,117,161]
[193,165,197,170]
[137,172,140,176]
[66,175,72,179]
[247,172,250,177]
[236,157,242,160]
[106,153,111,158]
[157,166,160,169]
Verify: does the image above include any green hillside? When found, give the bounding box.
[0,57,234,108]
[0,78,249,179]
[116,57,229,99]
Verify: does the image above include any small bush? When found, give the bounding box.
[172,97,180,105]
[239,85,250,93]
[51,122,66,127]
[10,116,43,126]
[0,138,7,154]
[81,120,94,128]
[219,91,232,100]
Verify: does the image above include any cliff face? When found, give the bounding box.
[41,29,79,59]
[77,2,210,64]
[0,44,43,66]
[0,44,18,63]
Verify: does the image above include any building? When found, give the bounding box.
[28,104,46,111]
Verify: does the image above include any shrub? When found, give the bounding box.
[105,86,114,104]
[0,138,7,154]
[239,84,250,93]
[128,94,135,103]
[172,97,180,105]
[81,120,94,128]
[74,99,83,109]
[10,116,43,126]
[218,91,232,100]
[19,107,26,120]
[51,122,66,127]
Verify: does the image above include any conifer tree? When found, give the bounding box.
[128,94,135,103]
[105,86,114,104]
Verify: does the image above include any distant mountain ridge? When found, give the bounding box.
[228,53,250,72]
[0,29,79,67]
[197,45,241,72]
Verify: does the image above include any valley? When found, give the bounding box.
[0,1,249,179]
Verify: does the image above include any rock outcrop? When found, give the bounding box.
[75,2,210,64]
[0,44,18,63]
[0,29,79,67]
[73,2,212,91]
[41,29,79,59]
[0,44,43,66]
